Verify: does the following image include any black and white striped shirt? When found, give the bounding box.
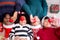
[9,24,33,40]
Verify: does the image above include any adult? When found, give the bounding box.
[0,0,25,22]
[22,0,48,20]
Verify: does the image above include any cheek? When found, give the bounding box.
[44,22,47,25]
[23,20,26,23]
[4,19,7,22]
[44,22,49,26]
[19,21,22,23]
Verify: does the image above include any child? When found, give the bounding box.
[2,11,18,40]
[37,16,59,40]
[9,15,33,40]
[51,19,60,40]
[47,17,60,40]
[30,16,42,40]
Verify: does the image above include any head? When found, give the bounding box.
[19,16,27,25]
[42,17,51,28]
[31,16,40,26]
[3,13,11,25]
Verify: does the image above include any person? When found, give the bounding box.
[51,18,60,40]
[9,15,33,40]
[0,0,25,23]
[22,0,48,20]
[2,11,18,40]
[30,16,42,40]
[37,16,59,40]
[55,26,60,40]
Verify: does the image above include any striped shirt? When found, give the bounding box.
[9,24,33,40]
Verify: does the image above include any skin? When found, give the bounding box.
[15,16,27,40]
[19,16,27,26]
[3,11,18,25]
[31,16,40,26]
[43,19,51,28]
[3,14,11,25]
[2,11,18,40]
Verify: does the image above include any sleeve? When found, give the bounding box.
[9,27,15,40]
[15,0,25,11]
[55,28,60,38]
[22,3,32,16]
[41,0,48,17]
[28,28,33,40]
[37,30,41,40]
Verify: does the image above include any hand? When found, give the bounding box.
[18,11,21,14]
[14,36,20,40]
[21,12,25,14]
[1,37,5,40]
[51,18,58,27]
[34,16,40,23]
[5,38,8,40]
[20,38,27,40]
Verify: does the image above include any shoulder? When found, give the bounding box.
[26,24,31,28]
[13,23,21,28]
[23,24,32,29]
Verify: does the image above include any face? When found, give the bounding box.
[43,19,51,27]
[3,14,11,25]
[19,16,27,25]
[32,16,40,26]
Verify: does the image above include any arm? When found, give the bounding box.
[15,0,25,11]
[9,27,15,40]
[11,11,18,23]
[22,3,32,16]
[28,28,33,40]
[41,0,48,17]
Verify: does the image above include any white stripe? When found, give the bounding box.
[28,30,32,32]
[3,24,15,28]
[11,29,15,32]
[15,32,28,35]
[15,28,28,31]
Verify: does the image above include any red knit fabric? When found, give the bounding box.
[4,28,12,38]
[0,23,3,32]
[37,28,59,40]
[56,27,60,40]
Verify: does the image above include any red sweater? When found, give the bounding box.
[3,24,14,38]
[37,28,59,40]
[55,27,60,40]
[4,28,12,38]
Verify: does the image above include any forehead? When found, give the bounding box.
[5,14,10,17]
[4,15,11,19]
[44,19,48,22]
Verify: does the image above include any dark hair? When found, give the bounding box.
[2,12,12,22]
[4,13,11,17]
[44,16,49,20]
[43,16,50,28]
